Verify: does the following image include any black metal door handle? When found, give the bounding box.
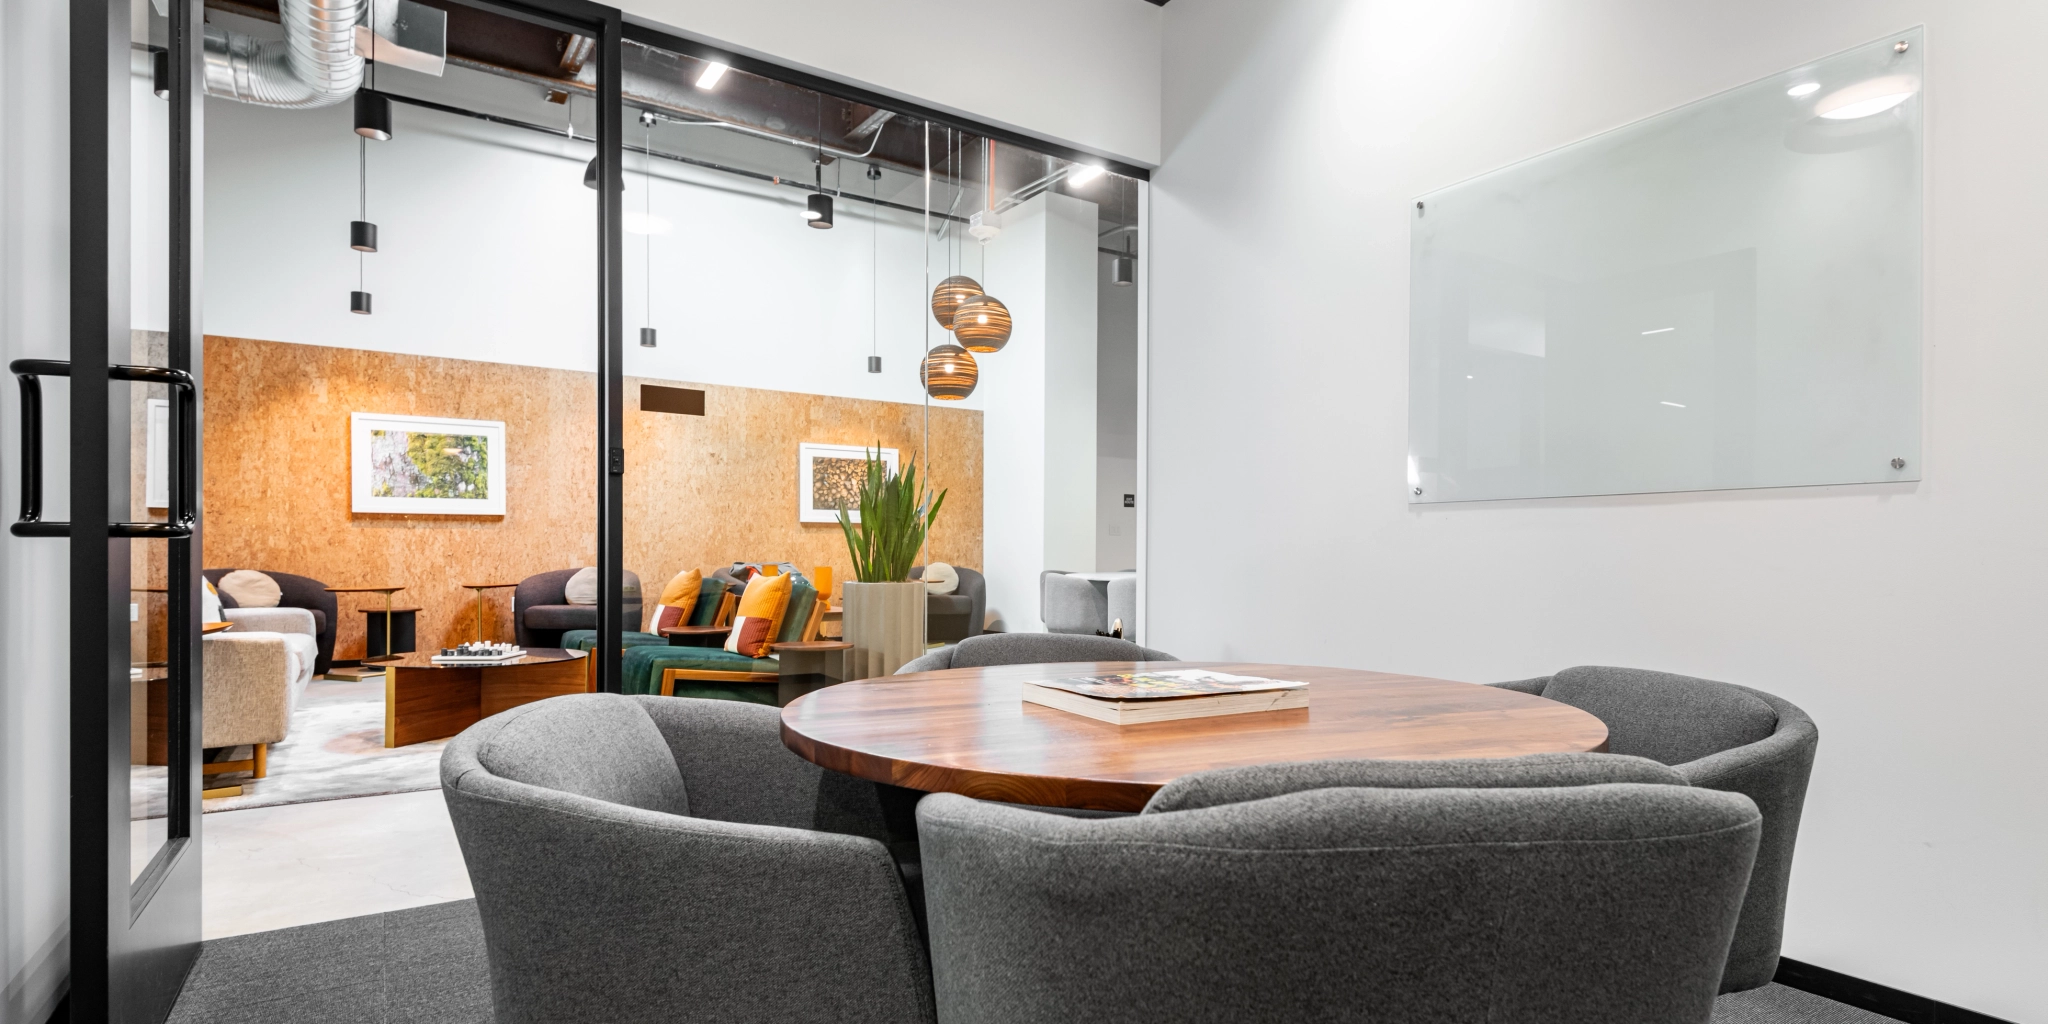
[10,359,196,539]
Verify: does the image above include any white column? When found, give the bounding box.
[979,192,1099,632]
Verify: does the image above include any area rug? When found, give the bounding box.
[131,679,447,819]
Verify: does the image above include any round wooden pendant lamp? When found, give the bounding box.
[951,295,1011,352]
[921,343,979,400]
[931,275,983,329]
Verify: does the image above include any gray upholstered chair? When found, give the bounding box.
[918,765,1762,1024]
[441,693,933,1024]
[512,568,643,648]
[1489,666,1818,993]
[912,565,987,645]
[896,633,1176,674]
[1040,570,1107,634]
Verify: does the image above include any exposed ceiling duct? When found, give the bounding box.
[201,0,445,109]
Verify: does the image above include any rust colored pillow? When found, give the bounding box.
[650,569,702,632]
[723,616,774,659]
[727,572,791,657]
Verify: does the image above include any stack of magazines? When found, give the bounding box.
[1021,669,1308,725]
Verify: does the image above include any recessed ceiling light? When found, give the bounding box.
[696,62,729,90]
[1787,82,1821,97]
[1067,164,1106,187]
[1815,75,1918,120]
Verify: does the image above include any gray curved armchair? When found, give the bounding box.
[897,633,1176,674]
[918,775,1761,1024]
[912,565,987,644]
[441,693,934,1024]
[1489,666,1818,993]
[513,568,643,648]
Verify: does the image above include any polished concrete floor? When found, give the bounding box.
[203,789,472,939]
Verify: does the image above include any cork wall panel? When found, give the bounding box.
[203,336,981,661]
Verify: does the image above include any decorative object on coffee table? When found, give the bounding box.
[384,647,588,747]
[837,448,944,679]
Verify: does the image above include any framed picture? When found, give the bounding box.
[799,443,897,524]
[351,412,507,515]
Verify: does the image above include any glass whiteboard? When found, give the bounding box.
[1409,30,1922,503]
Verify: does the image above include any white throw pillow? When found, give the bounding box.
[217,569,282,608]
[563,566,599,605]
[202,580,224,623]
[923,562,959,595]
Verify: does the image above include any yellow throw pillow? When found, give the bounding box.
[729,571,792,657]
[650,569,702,632]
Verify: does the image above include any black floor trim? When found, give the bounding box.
[1775,958,2018,1024]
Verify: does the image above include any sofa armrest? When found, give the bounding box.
[223,606,317,638]
[201,634,294,748]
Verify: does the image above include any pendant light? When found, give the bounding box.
[931,275,982,328]
[1111,180,1135,286]
[354,90,393,141]
[921,342,978,400]
[350,129,375,314]
[952,295,1010,352]
[638,111,657,347]
[805,96,834,229]
[868,163,882,373]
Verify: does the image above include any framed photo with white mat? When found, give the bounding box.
[351,412,507,515]
[799,443,897,523]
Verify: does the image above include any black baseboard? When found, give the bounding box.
[1774,958,2017,1024]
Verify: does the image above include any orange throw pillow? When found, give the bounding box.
[727,571,791,657]
[650,569,702,632]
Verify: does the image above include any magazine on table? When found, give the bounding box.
[1028,669,1309,702]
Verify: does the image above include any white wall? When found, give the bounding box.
[618,0,1163,167]
[980,192,1098,631]
[0,0,73,1020]
[199,93,970,409]
[1151,1,2048,1019]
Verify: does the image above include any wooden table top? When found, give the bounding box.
[659,624,732,636]
[356,606,422,614]
[781,661,1611,812]
[461,582,520,590]
[772,640,854,652]
[325,585,405,594]
[385,647,584,670]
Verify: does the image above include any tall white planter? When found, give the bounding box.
[843,581,926,679]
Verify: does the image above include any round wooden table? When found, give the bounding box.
[781,661,1611,811]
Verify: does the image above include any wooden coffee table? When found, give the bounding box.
[781,661,1611,811]
[384,648,589,748]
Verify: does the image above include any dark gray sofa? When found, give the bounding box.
[513,568,643,648]
[203,568,337,676]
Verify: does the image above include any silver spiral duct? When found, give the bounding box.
[203,0,364,109]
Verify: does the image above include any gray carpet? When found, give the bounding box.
[167,901,491,1024]
[169,899,1899,1023]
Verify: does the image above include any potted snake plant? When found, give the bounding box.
[837,449,946,678]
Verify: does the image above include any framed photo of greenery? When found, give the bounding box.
[350,412,506,516]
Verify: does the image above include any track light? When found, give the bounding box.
[351,221,378,253]
[354,90,393,141]
[807,192,834,228]
[351,291,373,315]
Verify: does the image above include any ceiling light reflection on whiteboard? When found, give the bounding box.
[1661,401,1687,408]
[1815,75,1917,120]
[1641,327,1675,335]
[1787,82,1821,97]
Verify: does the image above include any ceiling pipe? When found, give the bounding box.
[202,0,366,108]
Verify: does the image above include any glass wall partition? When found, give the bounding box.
[609,35,1146,695]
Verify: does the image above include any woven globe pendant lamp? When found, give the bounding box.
[951,295,1011,352]
[931,275,983,329]
[921,343,979,400]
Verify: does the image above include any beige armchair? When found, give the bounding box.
[200,609,318,779]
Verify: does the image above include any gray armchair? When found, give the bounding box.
[918,774,1761,1024]
[912,565,986,645]
[440,693,933,1024]
[1488,666,1818,993]
[897,633,1176,674]
[513,568,643,648]
[1039,570,1106,634]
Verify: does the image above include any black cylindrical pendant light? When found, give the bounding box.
[806,192,834,228]
[867,356,882,374]
[640,327,657,348]
[152,49,169,99]
[354,89,393,141]
[350,220,378,253]
[351,290,373,315]
[1112,255,1135,286]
